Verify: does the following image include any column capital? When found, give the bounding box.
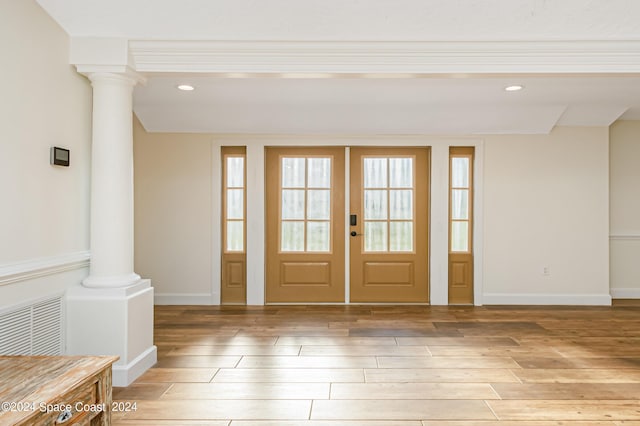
[81,66,146,87]
[70,37,146,86]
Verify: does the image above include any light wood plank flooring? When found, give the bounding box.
[113,302,640,425]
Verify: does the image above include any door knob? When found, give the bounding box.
[350,231,362,237]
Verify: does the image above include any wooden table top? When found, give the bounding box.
[0,355,118,423]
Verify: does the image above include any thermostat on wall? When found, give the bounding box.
[50,147,70,167]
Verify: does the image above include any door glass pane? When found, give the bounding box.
[280,155,334,253]
[226,221,244,252]
[282,157,305,188]
[389,189,413,220]
[307,221,330,251]
[365,222,388,252]
[282,190,305,220]
[227,189,244,219]
[364,190,388,220]
[451,189,469,220]
[390,221,413,251]
[226,157,244,187]
[307,190,330,220]
[452,157,469,188]
[364,158,387,188]
[281,221,304,251]
[451,221,469,252]
[389,158,413,188]
[307,158,331,188]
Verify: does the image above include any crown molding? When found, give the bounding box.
[128,40,640,75]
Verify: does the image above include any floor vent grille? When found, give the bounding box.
[0,296,64,355]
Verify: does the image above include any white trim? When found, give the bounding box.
[473,141,485,306]
[246,143,266,305]
[611,288,640,299]
[129,40,640,74]
[0,251,91,287]
[154,293,214,305]
[344,147,351,304]
[429,144,449,305]
[610,234,640,240]
[75,65,146,85]
[483,293,612,306]
[82,272,141,288]
[67,279,151,300]
[215,134,483,146]
[211,141,222,305]
[112,345,157,387]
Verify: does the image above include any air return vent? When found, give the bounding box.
[0,295,63,355]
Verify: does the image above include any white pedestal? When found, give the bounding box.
[66,279,157,386]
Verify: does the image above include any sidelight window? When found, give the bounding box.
[450,149,473,253]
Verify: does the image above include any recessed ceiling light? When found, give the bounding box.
[504,85,524,92]
[177,84,195,91]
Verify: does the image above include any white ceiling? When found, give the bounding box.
[37,0,640,134]
[134,76,640,134]
[36,0,640,41]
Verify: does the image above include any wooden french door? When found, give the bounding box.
[265,147,345,302]
[349,147,430,302]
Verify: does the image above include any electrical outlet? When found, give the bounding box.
[542,266,550,276]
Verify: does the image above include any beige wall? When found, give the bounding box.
[133,118,214,302]
[134,124,611,304]
[482,127,610,303]
[610,120,640,297]
[0,0,92,262]
[0,0,92,307]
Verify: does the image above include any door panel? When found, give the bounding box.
[350,147,430,302]
[265,147,345,303]
[363,262,414,286]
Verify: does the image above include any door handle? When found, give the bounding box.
[350,231,363,237]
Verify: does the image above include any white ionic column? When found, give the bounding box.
[67,69,156,387]
[83,72,141,288]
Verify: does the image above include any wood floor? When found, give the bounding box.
[113,302,640,425]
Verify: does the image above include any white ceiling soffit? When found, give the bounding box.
[134,100,567,135]
[133,76,639,134]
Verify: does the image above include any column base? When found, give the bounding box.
[66,279,157,387]
[82,272,141,288]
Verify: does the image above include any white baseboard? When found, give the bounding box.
[154,293,213,305]
[610,288,640,299]
[112,345,157,387]
[482,293,612,306]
